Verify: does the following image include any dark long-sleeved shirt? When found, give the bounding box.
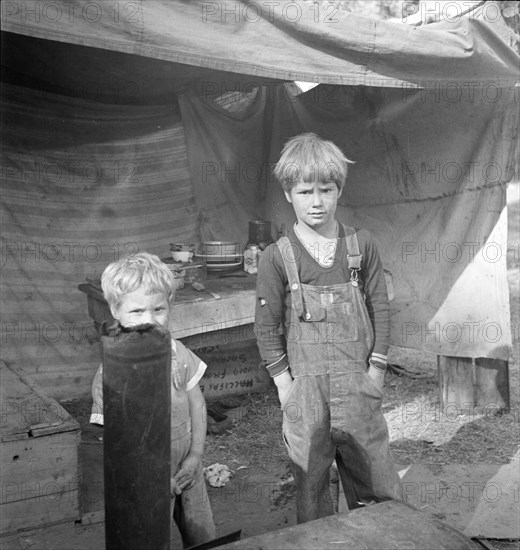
[254,224,390,375]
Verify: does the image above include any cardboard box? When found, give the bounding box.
[195,341,271,400]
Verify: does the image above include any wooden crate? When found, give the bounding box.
[0,361,81,536]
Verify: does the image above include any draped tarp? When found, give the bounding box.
[1,83,198,397]
[1,0,519,397]
[178,82,517,361]
[2,1,519,87]
[178,87,279,243]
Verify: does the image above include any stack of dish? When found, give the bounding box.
[195,241,243,272]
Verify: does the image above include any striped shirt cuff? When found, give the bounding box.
[369,353,388,372]
[265,355,289,377]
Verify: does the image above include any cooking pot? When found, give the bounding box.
[200,241,240,257]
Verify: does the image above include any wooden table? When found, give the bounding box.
[78,272,257,349]
[79,275,510,411]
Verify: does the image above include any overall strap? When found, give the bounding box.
[276,236,304,317]
[342,224,362,285]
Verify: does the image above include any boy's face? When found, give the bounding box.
[285,180,342,232]
[111,288,171,329]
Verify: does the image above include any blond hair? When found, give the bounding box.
[101,252,175,308]
[273,132,354,192]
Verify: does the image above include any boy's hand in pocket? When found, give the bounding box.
[274,370,294,405]
[367,362,385,391]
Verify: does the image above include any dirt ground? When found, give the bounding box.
[7,351,518,549]
[3,183,519,549]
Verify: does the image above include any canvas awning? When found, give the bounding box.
[2,0,519,88]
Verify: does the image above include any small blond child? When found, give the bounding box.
[89,251,215,547]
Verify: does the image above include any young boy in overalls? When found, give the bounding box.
[255,133,401,523]
[89,252,216,547]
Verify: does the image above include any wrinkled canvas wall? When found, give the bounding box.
[179,83,516,360]
[1,84,198,397]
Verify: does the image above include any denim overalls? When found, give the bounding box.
[277,225,401,523]
[169,346,215,547]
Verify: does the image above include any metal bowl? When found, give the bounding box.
[200,241,240,257]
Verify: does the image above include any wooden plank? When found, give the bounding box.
[180,324,255,349]
[0,431,80,491]
[1,363,49,437]
[0,361,81,535]
[437,356,475,411]
[30,422,79,437]
[1,433,29,443]
[172,277,256,339]
[217,500,478,550]
[80,509,105,526]
[170,292,255,338]
[0,491,80,535]
[474,358,510,412]
[78,275,257,340]
[1,361,79,437]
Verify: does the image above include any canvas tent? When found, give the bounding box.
[1,0,519,399]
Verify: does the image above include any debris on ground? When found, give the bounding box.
[204,463,233,487]
[387,363,434,379]
[206,402,249,434]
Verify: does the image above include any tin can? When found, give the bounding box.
[244,244,259,274]
[248,220,273,245]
